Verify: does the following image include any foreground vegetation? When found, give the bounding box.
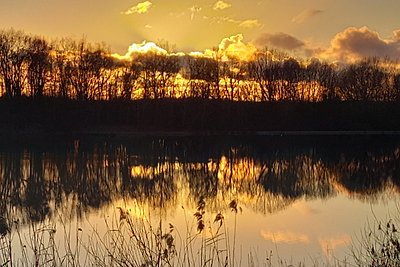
[0,201,399,267]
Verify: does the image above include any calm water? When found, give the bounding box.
[0,135,399,266]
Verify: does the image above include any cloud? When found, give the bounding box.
[292,8,323,24]
[190,34,257,61]
[189,5,202,20]
[122,1,153,15]
[213,1,231,11]
[254,32,305,50]
[112,41,167,60]
[239,19,262,29]
[218,34,257,61]
[208,16,263,29]
[319,26,400,62]
[261,230,310,244]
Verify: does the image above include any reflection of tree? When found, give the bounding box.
[0,137,399,224]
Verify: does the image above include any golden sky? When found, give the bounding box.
[1,0,400,62]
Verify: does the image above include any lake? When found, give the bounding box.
[0,135,399,266]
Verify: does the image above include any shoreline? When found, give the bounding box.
[2,128,400,138]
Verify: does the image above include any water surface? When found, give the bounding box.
[0,135,399,266]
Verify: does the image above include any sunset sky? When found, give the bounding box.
[1,0,400,62]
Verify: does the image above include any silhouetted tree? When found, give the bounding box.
[136,53,181,99]
[0,29,31,98]
[279,58,302,101]
[66,40,114,100]
[220,58,247,101]
[118,60,141,100]
[185,56,219,99]
[247,50,277,101]
[338,59,385,101]
[306,59,338,101]
[27,37,51,98]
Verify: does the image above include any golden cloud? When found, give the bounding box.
[213,0,231,11]
[112,41,167,60]
[218,34,257,61]
[239,19,262,29]
[113,34,257,62]
[122,1,153,15]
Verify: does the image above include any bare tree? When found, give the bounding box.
[185,56,219,99]
[118,60,141,100]
[305,59,338,101]
[0,29,31,98]
[136,53,181,99]
[220,58,247,101]
[27,37,51,98]
[338,58,385,101]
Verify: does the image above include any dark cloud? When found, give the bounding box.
[320,27,400,62]
[254,32,305,50]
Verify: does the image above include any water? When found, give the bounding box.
[0,135,399,266]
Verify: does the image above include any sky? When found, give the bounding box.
[1,0,400,62]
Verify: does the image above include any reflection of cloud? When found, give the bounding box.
[122,1,153,15]
[319,235,351,258]
[293,201,320,216]
[239,19,262,29]
[292,8,323,24]
[213,0,231,10]
[319,27,400,62]
[190,5,202,20]
[255,32,305,50]
[261,230,310,244]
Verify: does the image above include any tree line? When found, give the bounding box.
[1,29,400,102]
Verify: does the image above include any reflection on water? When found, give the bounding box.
[0,135,399,263]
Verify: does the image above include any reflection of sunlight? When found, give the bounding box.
[131,165,154,178]
[318,235,351,258]
[113,199,149,220]
[261,230,310,244]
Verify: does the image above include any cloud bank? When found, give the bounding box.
[319,26,400,62]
